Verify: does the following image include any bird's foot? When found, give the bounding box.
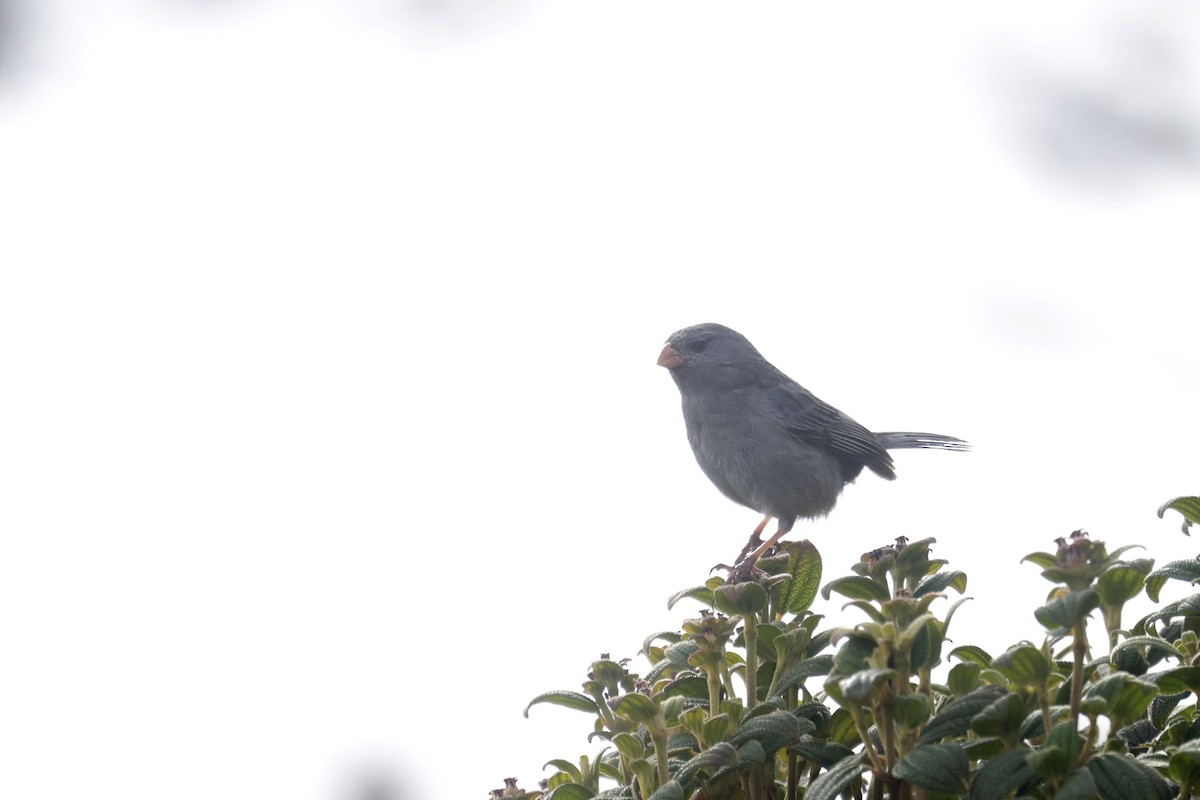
[729,558,764,583]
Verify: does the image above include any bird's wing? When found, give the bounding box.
[764,381,896,481]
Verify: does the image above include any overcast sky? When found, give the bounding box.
[3,2,1200,799]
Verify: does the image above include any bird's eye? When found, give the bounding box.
[691,338,709,353]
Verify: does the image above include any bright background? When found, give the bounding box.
[3,2,1200,799]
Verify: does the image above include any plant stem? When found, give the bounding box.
[1071,621,1089,720]
[705,665,722,717]
[650,728,670,788]
[744,613,760,708]
[1036,684,1054,742]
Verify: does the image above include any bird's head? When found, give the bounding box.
[657,323,769,391]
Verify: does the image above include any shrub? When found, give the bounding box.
[513,497,1200,800]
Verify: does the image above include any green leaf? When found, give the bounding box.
[1022,550,1061,569]
[892,694,931,729]
[702,714,732,747]
[908,617,944,672]
[1020,706,1071,740]
[1150,666,1200,694]
[804,753,866,800]
[948,662,982,696]
[948,644,993,667]
[842,600,887,623]
[666,585,715,611]
[919,685,1008,744]
[1027,745,1070,781]
[642,631,681,658]
[611,732,644,765]
[674,742,738,784]
[659,640,701,669]
[1098,565,1148,608]
[644,780,684,800]
[769,654,835,697]
[608,694,660,726]
[1044,719,1084,774]
[730,709,800,754]
[775,540,823,615]
[662,676,710,702]
[1109,635,1183,666]
[1145,593,1200,626]
[837,668,896,703]
[913,570,967,597]
[893,743,969,794]
[1150,691,1188,729]
[1168,739,1200,788]
[734,739,766,765]
[967,746,1035,800]
[969,691,1027,741]
[1158,495,1200,535]
[1147,560,1200,587]
[525,691,601,718]
[713,582,769,616]
[1087,753,1173,800]
[544,784,595,800]
[821,575,890,602]
[828,708,861,747]
[1035,589,1101,632]
[542,760,583,782]
[1054,768,1100,800]
[992,644,1052,686]
[829,634,877,679]
[788,739,855,768]
[1085,673,1159,723]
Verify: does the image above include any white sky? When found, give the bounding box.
[3,2,1200,799]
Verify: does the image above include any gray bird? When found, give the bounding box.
[658,323,968,565]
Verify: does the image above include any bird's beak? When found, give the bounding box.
[657,343,685,370]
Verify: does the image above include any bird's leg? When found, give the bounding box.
[745,521,793,564]
[736,515,773,563]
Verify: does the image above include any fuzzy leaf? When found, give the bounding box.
[821,575,890,602]
[1158,496,1200,535]
[837,668,896,703]
[804,753,866,800]
[730,709,800,755]
[1150,666,1200,694]
[1035,589,1100,632]
[525,691,600,718]
[969,691,1027,740]
[788,739,855,768]
[644,780,684,800]
[1087,753,1173,800]
[1098,565,1148,608]
[1109,635,1183,666]
[1054,768,1100,800]
[713,582,769,616]
[608,694,660,726]
[893,743,969,794]
[666,585,714,611]
[544,784,595,800]
[1168,739,1200,788]
[769,654,835,697]
[674,742,738,784]
[1086,673,1159,723]
[948,662,982,696]
[948,644,993,667]
[967,746,1035,800]
[775,540,823,615]
[918,685,1007,744]
[914,570,967,597]
[992,644,1051,686]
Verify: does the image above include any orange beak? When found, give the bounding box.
[657,343,685,370]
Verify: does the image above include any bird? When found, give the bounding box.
[657,323,968,567]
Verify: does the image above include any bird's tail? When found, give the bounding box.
[875,432,971,452]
